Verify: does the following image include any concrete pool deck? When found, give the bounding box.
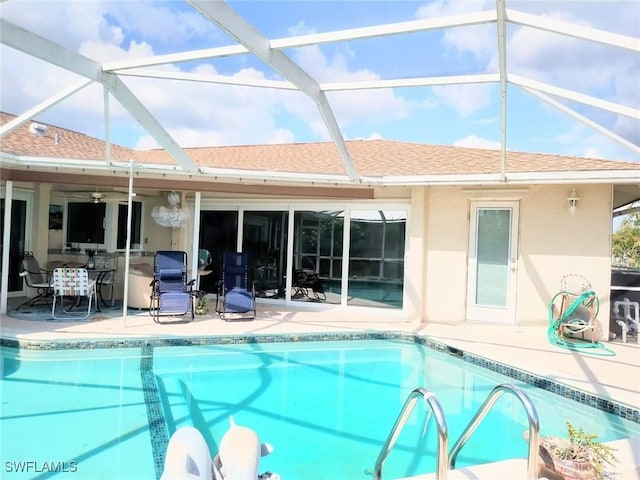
[1,305,639,479]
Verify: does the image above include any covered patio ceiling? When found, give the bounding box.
[0,0,639,185]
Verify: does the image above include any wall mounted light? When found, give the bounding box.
[567,187,580,213]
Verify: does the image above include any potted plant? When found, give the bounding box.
[537,422,617,480]
[195,293,209,316]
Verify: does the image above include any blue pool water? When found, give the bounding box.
[1,338,639,479]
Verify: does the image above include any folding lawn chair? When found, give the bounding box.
[149,250,195,323]
[216,252,256,321]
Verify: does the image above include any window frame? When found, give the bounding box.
[64,200,144,252]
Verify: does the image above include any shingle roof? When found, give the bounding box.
[2,111,639,178]
[0,112,134,162]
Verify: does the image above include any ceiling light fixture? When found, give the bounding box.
[151,192,191,228]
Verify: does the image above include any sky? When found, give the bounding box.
[0,0,639,163]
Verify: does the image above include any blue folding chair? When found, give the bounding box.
[149,250,195,323]
[216,252,256,321]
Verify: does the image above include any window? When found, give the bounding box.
[117,202,142,249]
[67,202,106,245]
[66,201,142,250]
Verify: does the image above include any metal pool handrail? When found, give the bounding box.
[373,387,448,480]
[448,383,540,480]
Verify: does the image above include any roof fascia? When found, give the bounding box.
[614,206,640,217]
[0,154,131,171]
[197,166,350,184]
[506,170,640,184]
[1,154,352,184]
[3,154,638,187]
[361,170,640,186]
[0,168,374,199]
[188,0,361,182]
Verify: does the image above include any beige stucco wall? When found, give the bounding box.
[423,186,470,323]
[403,188,427,319]
[6,179,614,335]
[421,184,613,340]
[517,184,613,336]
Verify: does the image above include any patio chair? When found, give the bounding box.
[216,252,256,320]
[51,267,97,320]
[549,274,598,343]
[293,269,326,301]
[149,250,195,324]
[17,252,53,310]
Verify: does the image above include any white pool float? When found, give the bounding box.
[161,426,213,480]
[213,417,278,480]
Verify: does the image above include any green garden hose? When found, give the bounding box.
[547,290,616,356]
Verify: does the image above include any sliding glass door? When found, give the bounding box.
[242,211,288,299]
[293,211,343,305]
[0,194,28,295]
[199,203,408,310]
[347,209,405,308]
[198,211,238,293]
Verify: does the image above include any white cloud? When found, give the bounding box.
[543,122,640,162]
[291,44,412,129]
[79,39,155,63]
[454,135,500,150]
[343,132,385,141]
[416,0,495,60]
[432,84,493,118]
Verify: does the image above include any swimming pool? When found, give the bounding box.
[1,335,639,479]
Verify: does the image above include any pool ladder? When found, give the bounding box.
[373,383,540,480]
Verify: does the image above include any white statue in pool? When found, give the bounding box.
[160,418,279,480]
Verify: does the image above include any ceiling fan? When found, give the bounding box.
[65,190,134,203]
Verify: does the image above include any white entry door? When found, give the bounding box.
[466,201,519,324]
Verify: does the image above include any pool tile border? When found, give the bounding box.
[140,344,169,478]
[2,331,638,425]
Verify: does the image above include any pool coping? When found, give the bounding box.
[2,330,639,425]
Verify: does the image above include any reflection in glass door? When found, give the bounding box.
[292,211,342,305]
[348,209,405,308]
[467,202,519,324]
[242,211,288,299]
[0,195,28,295]
[198,211,238,293]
